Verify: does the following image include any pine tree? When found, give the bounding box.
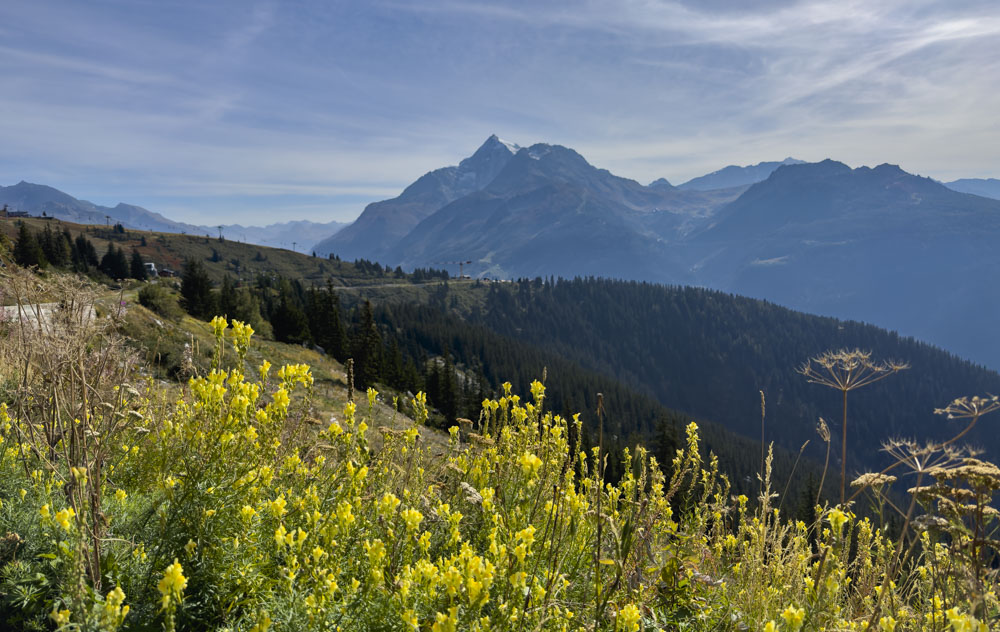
[13,223,47,268]
[351,301,382,388]
[219,275,237,318]
[306,282,348,361]
[99,243,116,277]
[271,282,311,344]
[180,258,216,319]
[438,346,458,422]
[112,247,129,279]
[130,249,148,280]
[39,224,69,267]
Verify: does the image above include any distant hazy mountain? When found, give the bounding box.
[685,160,1000,368]
[322,140,1000,368]
[311,134,522,263]
[676,157,805,191]
[0,181,201,233]
[214,221,346,253]
[0,181,345,253]
[319,138,745,279]
[944,178,1000,200]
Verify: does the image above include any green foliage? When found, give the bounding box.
[13,223,47,268]
[181,259,216,319]
[138,282,184,320]
[350,300,382,389]
[218,274,265,331]
[129,249,147,281]
[442,277,1000,474]
[99,242,130,279]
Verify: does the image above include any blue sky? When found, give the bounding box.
[1,0,998,224]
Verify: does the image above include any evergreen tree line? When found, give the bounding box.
[179,262,421,401]
[12,222,147,280]
[457,277,1000,473]
[366,299,831,508]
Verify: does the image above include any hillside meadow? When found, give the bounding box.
[0,255,998,631]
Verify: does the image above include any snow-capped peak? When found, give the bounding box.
[495,136,520,154]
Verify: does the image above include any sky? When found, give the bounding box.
[1,0,998,224]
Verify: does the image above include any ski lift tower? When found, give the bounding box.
[432,260,473,279]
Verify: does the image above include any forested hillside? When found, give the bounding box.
[456,278,1000,472]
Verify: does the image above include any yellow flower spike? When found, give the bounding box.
[401,507,423,533]
[530,379,545,403]
[268,494,288,517]
[54,507,76,531]
[402,609,419,630]
[878,616,897,632]
[781,606,805,632]
[209,315,228,338]
[519,451,542,478]
[274,525,288,548]
[616,603,641,632]
[764,621,777,632]
[157,559,187,609]
[272,387,290,411]
[115,489,127,502]
[379,492,401,518]
[431,606,459,632]
[50,608,71,626]
[828,508,849,534]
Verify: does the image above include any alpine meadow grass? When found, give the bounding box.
[0,268,998,631]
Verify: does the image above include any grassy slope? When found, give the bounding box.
[2,216,399,286]
[118,296,449,455]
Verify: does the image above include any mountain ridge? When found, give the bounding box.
[0,181,346,252]
[676,157,806,191]
[316,138,1000,369]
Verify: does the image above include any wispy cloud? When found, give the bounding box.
[1,0,998,221]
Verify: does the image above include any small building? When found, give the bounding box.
[144,262,159,277]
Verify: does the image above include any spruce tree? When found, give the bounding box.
[180,258,216,319]
[13,223,47,268]
[99,243,116,277]
[271,282,311,344]
[351,301,382,388]
[39,224,69,267]
[130,249,147,280]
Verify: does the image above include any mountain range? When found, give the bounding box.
[8,137,1000,367]
[0,181,345,253]
[314,136,1000,369]
[675,157,806,190]
[944,178,1000,200]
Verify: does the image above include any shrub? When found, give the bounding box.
[138,282,184,319]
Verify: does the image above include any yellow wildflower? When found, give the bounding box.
[616,603,641,632]
[401,507,423,533]
[828,508,848,533]
[50,608,71,626]
[781,605,805,631]
[157,559,187,609]
[519,451,542,478]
